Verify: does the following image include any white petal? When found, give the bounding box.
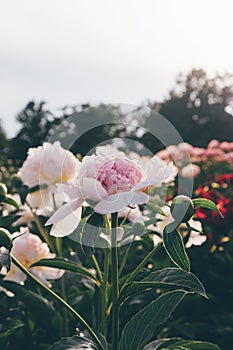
[50,206,82,237]
[45,198,83,226]
[131,191,151,205]
[94,191,133,214]
[59,183,81,200]
[133,179,162,191]
[81,178,107,201]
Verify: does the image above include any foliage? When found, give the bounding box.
[148,69,233,149]
[0,140,222,350]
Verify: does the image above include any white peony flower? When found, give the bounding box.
[46,145,175,237]
[17,141,81,210]
[1,228,64,285]
[19,141,80,190]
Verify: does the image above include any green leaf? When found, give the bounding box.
[120,290,187,350]
[2,196,20,210]
[0,323,24,348]
[0,214,18,228]
[143,338,221,350]
[120,267,206,303]
[48,335,104,350]
[31,258,99,284]
[192,198,223,218]
[163,224,190,272]
[145,201,167,216]
[0,280,56,325]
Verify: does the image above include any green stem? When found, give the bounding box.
[111,212,119,350]
[125,242,162,284]
[99,247,110,335]
[92,255,103,284]
[26,201,55,252]
[55,237,69,336]
[119,237,134,276]
[11,255,105,350]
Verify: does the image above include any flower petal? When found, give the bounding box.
[133,179,162,191]
[81,178,108,201]
[45,198,83,226]
[94,191,133,214]
[49,206,82,237]
[131,191,151,205]
[59,183,82,200]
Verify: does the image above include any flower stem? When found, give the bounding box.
[26,201,56,252]
[92,255,103,283]
[55,236,69,336]
[99,247,110,335]
[125,242,162,284]
[119,235,135,276]
[11,255,105,350]
[111,212,119,350]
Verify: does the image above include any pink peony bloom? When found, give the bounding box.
[1,228,64,285]
[46,145,175,237]
[180,164,201,178]
[208,139,220,149]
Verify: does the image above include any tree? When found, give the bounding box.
[146,69,233,149]
[9,101,57,163]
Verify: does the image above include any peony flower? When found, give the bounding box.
[180,164,201,178]
[2,193,48,227]
[18,142,81,210]
[1,228,64,285]
[46,145,175,237]
[19,141,80,190]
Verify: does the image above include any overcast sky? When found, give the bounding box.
[1,0,233,136]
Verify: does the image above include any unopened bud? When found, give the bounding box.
[171,195,194,223]
[0,228,13,249]
[0,183,7,201]
[10,174,23,189]
[132,222,145,236]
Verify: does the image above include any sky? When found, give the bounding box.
[1,0,233,137]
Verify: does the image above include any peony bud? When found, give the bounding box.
[0,183,7,201]
[132,222,145,236]
[0,228,13,249]
[11,174,23,189]
[171,195,194,223]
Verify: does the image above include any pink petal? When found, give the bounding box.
[49,206,82,237]
[45,198,83,226]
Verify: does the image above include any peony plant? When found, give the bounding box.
[0,142,223,350]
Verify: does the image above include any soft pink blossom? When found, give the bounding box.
[1,228,64,285]
[208,139,220,149]
[180,164,201,178]
[18,142,80,210]
[19,142,80,189]
[46,145,175,237]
